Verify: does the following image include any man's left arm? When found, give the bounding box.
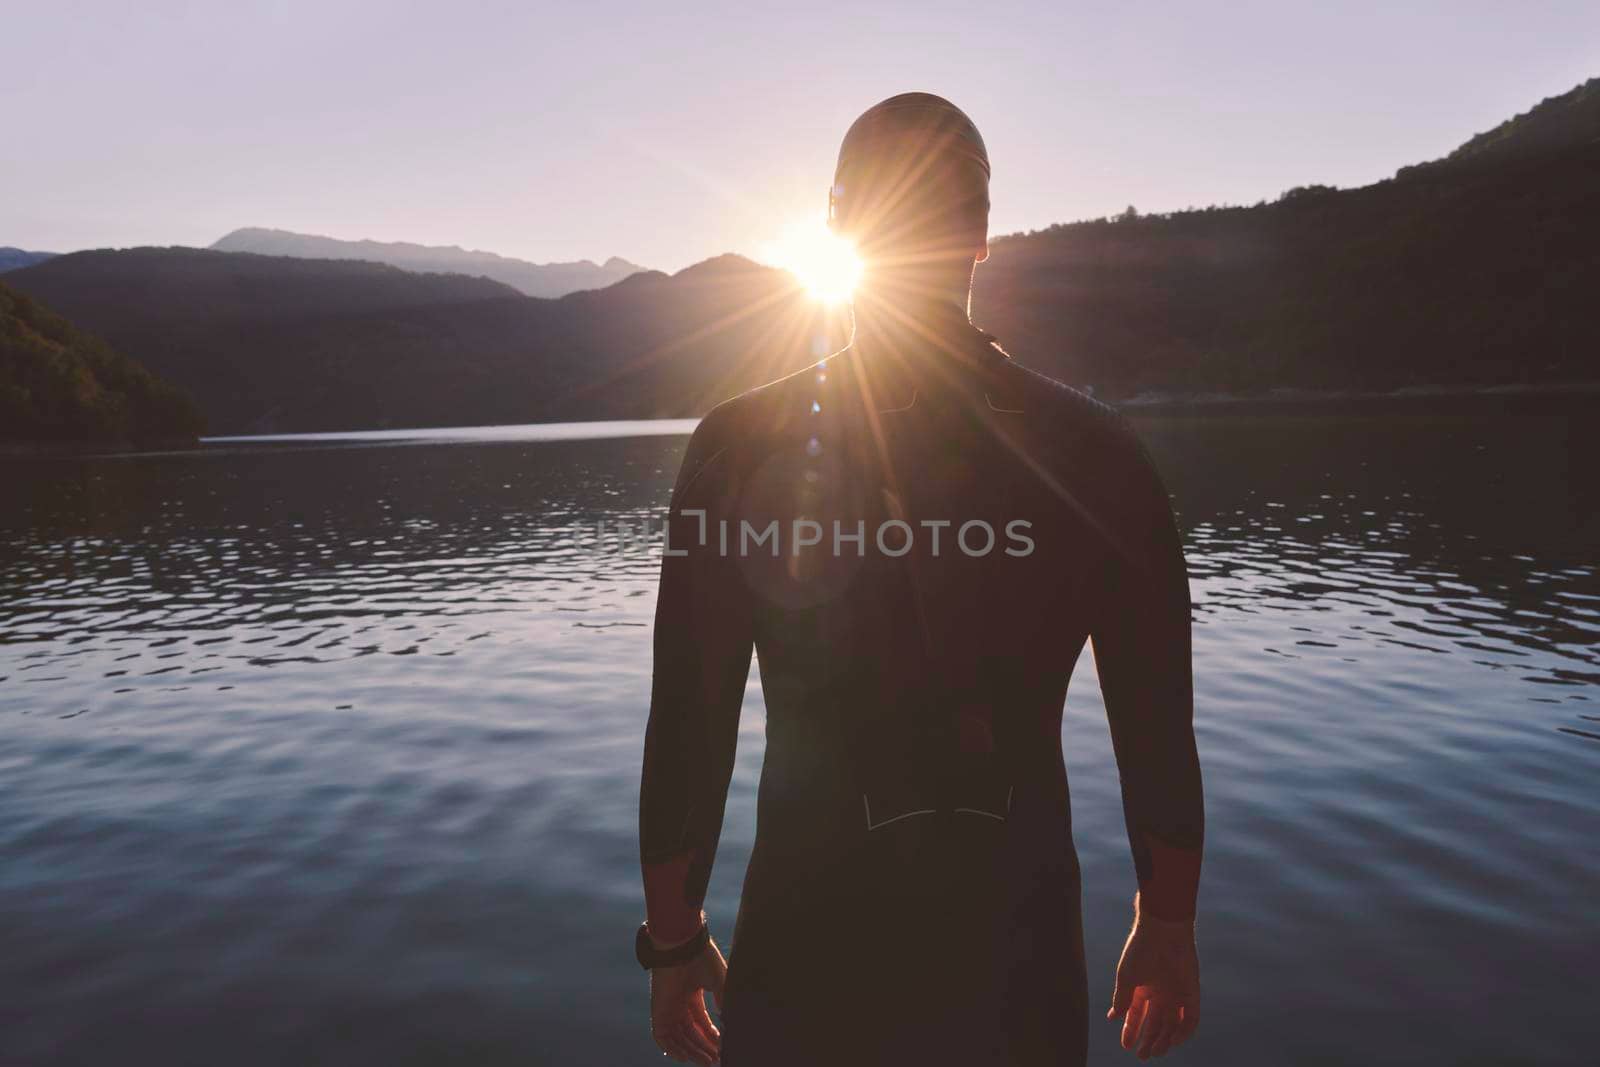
[1089,429,1205,1060]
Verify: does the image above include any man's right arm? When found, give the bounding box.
[638,413,753,1066]
[640,412,754,944]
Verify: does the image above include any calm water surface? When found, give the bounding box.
[1,414,1595,1065]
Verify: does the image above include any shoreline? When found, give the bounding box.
[1115,380,1600,418]
[4,382,1595,457]
[0,436,201,458]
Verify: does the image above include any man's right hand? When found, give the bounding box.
[1106,895,1201,1059]
[649,939,727,1065]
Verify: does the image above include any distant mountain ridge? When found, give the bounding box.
[0,247,58,273]
[211,227,645,297]
[24,247,523,319]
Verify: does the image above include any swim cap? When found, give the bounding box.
[834,92,990,182]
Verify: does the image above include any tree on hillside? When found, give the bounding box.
[0,282,204,444]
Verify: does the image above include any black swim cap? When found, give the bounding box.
[834,92,990,182]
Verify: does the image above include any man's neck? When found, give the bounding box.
[844,290,995,411]
[851,291,976,350]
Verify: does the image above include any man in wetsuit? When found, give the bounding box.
[637,93,1204,1065]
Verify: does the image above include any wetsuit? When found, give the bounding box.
[640,301,1203,1066]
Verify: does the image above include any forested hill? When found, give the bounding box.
[7,248,841,434]
[970,76,1600,398]
[1399,76,1600,176]
[0,281,204,445]
[6,77,1597,433]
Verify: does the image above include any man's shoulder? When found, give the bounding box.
[689,359,822,449]
[988,355,1142,454]
[674,363,814,496]
[989,355,1178,543]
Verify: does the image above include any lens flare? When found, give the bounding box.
[760,218,863,303]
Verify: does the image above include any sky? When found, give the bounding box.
[3,1,1597,273]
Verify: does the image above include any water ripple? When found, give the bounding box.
[1,415,1596,1065]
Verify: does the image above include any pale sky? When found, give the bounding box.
[3,1,1596,272]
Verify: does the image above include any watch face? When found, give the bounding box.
[635,924,657,969]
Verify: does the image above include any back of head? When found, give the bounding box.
[829,93,992,296]
[834,92,989,187]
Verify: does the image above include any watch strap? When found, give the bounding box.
[635,918,710,970]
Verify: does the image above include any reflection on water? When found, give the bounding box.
[1,414,1595,1065]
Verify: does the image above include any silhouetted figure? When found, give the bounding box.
[637,93,1204,1066]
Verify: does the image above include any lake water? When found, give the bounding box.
[1,413,1595,1065]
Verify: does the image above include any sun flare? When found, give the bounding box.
[761,218,863,303]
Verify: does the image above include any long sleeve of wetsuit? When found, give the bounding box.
[639,413,754,943]
[1089,430,1205,922]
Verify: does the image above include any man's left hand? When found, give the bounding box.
[1106,895,1201,1059]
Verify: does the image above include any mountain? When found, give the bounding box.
[0,280,204,444]
[6,247,841,434]
[0,247,58,273]
[969,76,1600,397]
[211,227,645,297]
[7,78,1597,433]
[19,246,523,318]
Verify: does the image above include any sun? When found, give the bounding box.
[760,217,863,303]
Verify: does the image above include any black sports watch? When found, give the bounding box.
[635,917,711,970]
